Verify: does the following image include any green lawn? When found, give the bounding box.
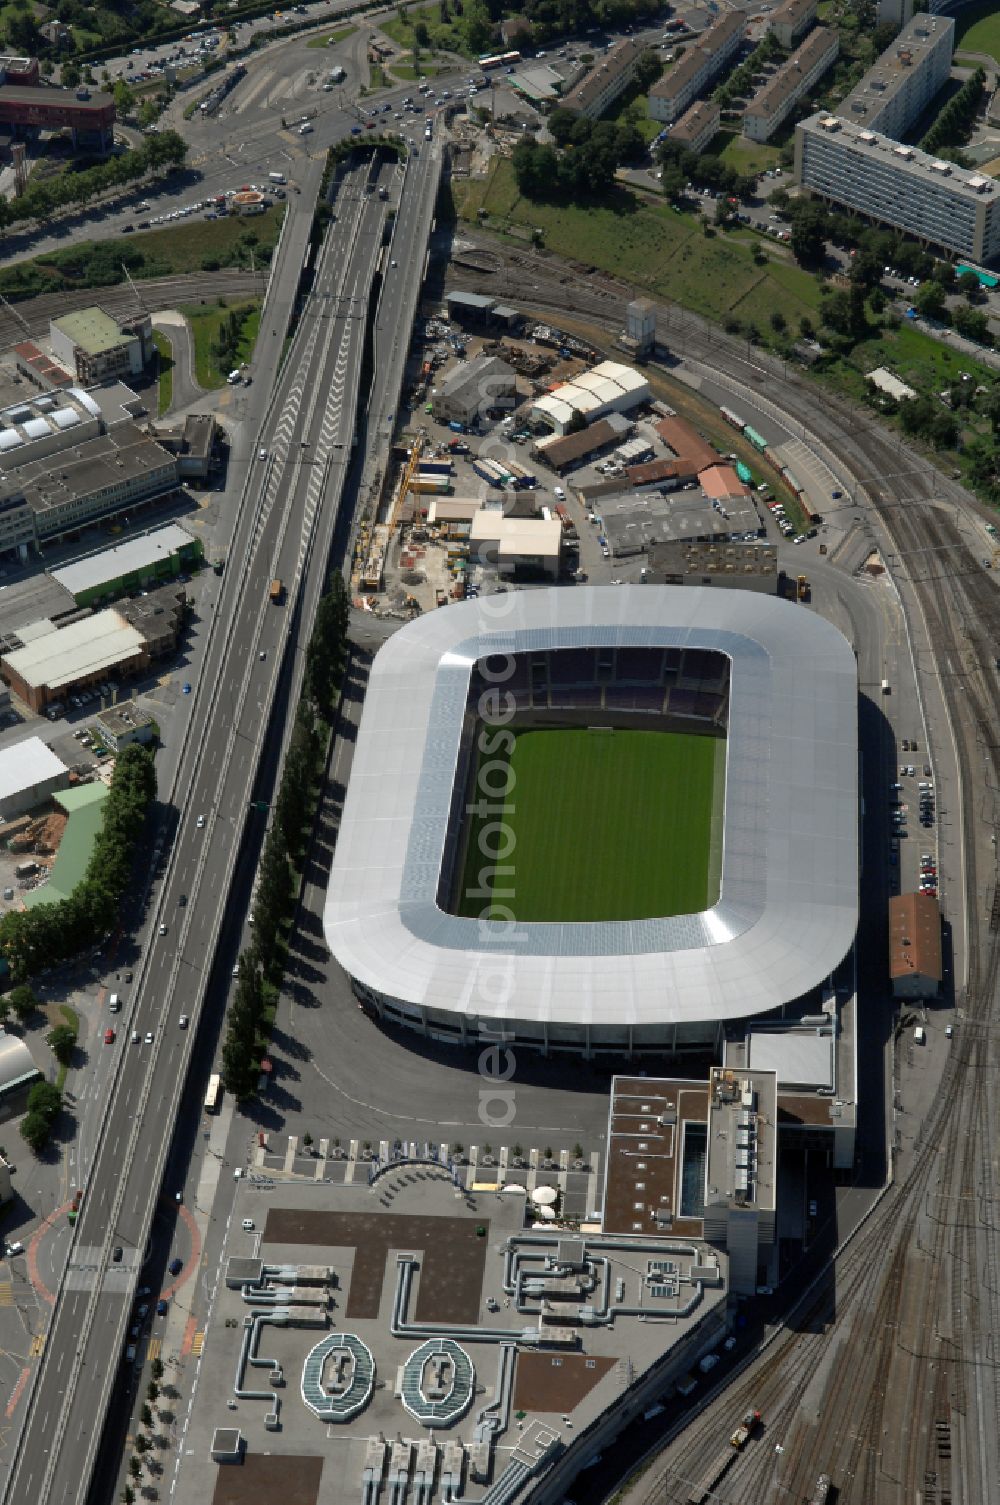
[380,3,469,56]
[152,329,174,415]
[180,299,261,389]
[713,128,783,176]
[954,0,1000,64]
[457,727,725,923]
[457,158,823,330]
[306,22,357,48]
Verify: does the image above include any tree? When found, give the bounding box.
[954,305,991,345]
[899,395,935,437]
[958,269,982,303]
[47,1022,77,1066]
[129,1460,142,1483]
[148,1377,160,1399]
[930,409,959,449]
[8,985,35,1021]
[789,204,827,266]
[633,48,662,94]
[916,280,947,320]
[660,161,685,201]
[413,19,429,45]
[140,1404,153,1428]
[113,79,136,116]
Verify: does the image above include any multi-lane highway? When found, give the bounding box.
[4,134,441,1505]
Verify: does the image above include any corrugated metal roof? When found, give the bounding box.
[324,586,859,1031]
[0,735,66,802]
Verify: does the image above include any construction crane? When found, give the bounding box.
[390,435,423,533]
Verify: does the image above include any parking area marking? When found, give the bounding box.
[6,1366,29,1417]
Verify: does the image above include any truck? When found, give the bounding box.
[797,575,810,602]
[730,1410,761,1449]
[448,420,466,433]
[269,578,284,604]
[327,64,345,82]
[268,171,287,184]
[881,678,890,694]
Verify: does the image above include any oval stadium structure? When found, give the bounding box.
[323,586,858,1055]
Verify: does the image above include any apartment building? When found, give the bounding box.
[648,12,744,124]
[795,112,1000,263]
[668,98,721,153]
[877,0,951,29]
[768,0,817,50]
[560,36,646,120]
[835,13,954,139]
[743,26,839,143]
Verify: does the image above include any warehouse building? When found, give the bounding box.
[835,13,953,139]
[667,98,721,154]
[0,80,115,152]
[657,415,720,474]
[49,308,153,386]
[432,356,517,426]
[648,12,744,124]
[795,113,1000,263]
[532,414,633,472]
[531,361,649,435]
[560,35,646,120]
[743,27,839,143]
[1,611,147,713]
[700,464,752,505]
[51,523,201,607]
[0,1034,41,1124]
[468,512,562,578]
[14,424,179,546]
[0,736,69,820]
[768,0,817,50]
[889,891,942,999]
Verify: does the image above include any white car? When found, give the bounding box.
[196,814,205,829]
[159,923,167,936]
[144,1031,154,1045]
[179,1015,189,1029]
[259,449,268,461]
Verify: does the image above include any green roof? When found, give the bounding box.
[24,782,109,909]
[53,308,129,357]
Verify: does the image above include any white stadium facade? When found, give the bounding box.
[323,586,859,1056]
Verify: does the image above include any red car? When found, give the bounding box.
[104,1027,115,1044]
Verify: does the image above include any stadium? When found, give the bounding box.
[324,586,858,1056]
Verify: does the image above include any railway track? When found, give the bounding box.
[445,239,1000,1503]
[0,269,264,348]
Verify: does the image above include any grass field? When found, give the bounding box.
[180,299,261,389]
[457,727,724,924]
[306,23,357,48]
[713,129,784,176]
[455,158,824,331]
[954,0,1000,64]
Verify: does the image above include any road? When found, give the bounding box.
[3,135,441,1505]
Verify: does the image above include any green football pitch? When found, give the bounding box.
[456,727,725,924]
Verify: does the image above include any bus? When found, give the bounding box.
[204,1073,223,1113]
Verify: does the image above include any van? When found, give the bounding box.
[242,1218,255,1231]
[109,993,121,1013]
[914,1025,926,1045]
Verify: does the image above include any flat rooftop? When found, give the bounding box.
[51,523,194,596]
[52,308,132,356]
[835,12,954,127]
[0,734,66,800]
[1,611,145,691]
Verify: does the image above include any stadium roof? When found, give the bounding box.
[324,586,859,1033]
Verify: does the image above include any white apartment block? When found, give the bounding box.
[877,0,951,29]
[560,35,646,120]
[743,26,839,143]
[836,13,954,139]
[668,98,721,154]
[768,0,817,51]
[648,12,744,124]
[795,113,1000,264]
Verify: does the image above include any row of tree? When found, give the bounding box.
[713,31,782,108]
[922,67,986,159]
[513,110,647,202]
[0,131,187,234]
[0,745,156,983]
[220,573,350,1099]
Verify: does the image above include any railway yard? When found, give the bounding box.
[438,241,1000,1505]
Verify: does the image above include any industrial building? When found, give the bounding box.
[795,112,1000,263]
[768,0,817,50]
[667,99,721,154]
[533,414,633,472]
[835,13,953,139]
[648,12,744,124]
[49,309,153,386]
[0,387,104,472]
[51,524,201,607]
[324,587,858,1056]
[742,27,839,143]
[468,512,562,578]
[560,35,647,120]
[13,424,179,548]
[531,361,649,435]
[444,292,522,335]
[93,700,155,752]
[148,413,219,480]
[889,892,942,998]
[599,488,763,555]
[1,612,147,713]
[647,540,779,593]
[432,356,517,426]
[0,736,69,820]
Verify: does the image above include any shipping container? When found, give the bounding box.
[410,476,453,494]
[743,426,767,453]
[418,460,453,476]
[720,406,744,429]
